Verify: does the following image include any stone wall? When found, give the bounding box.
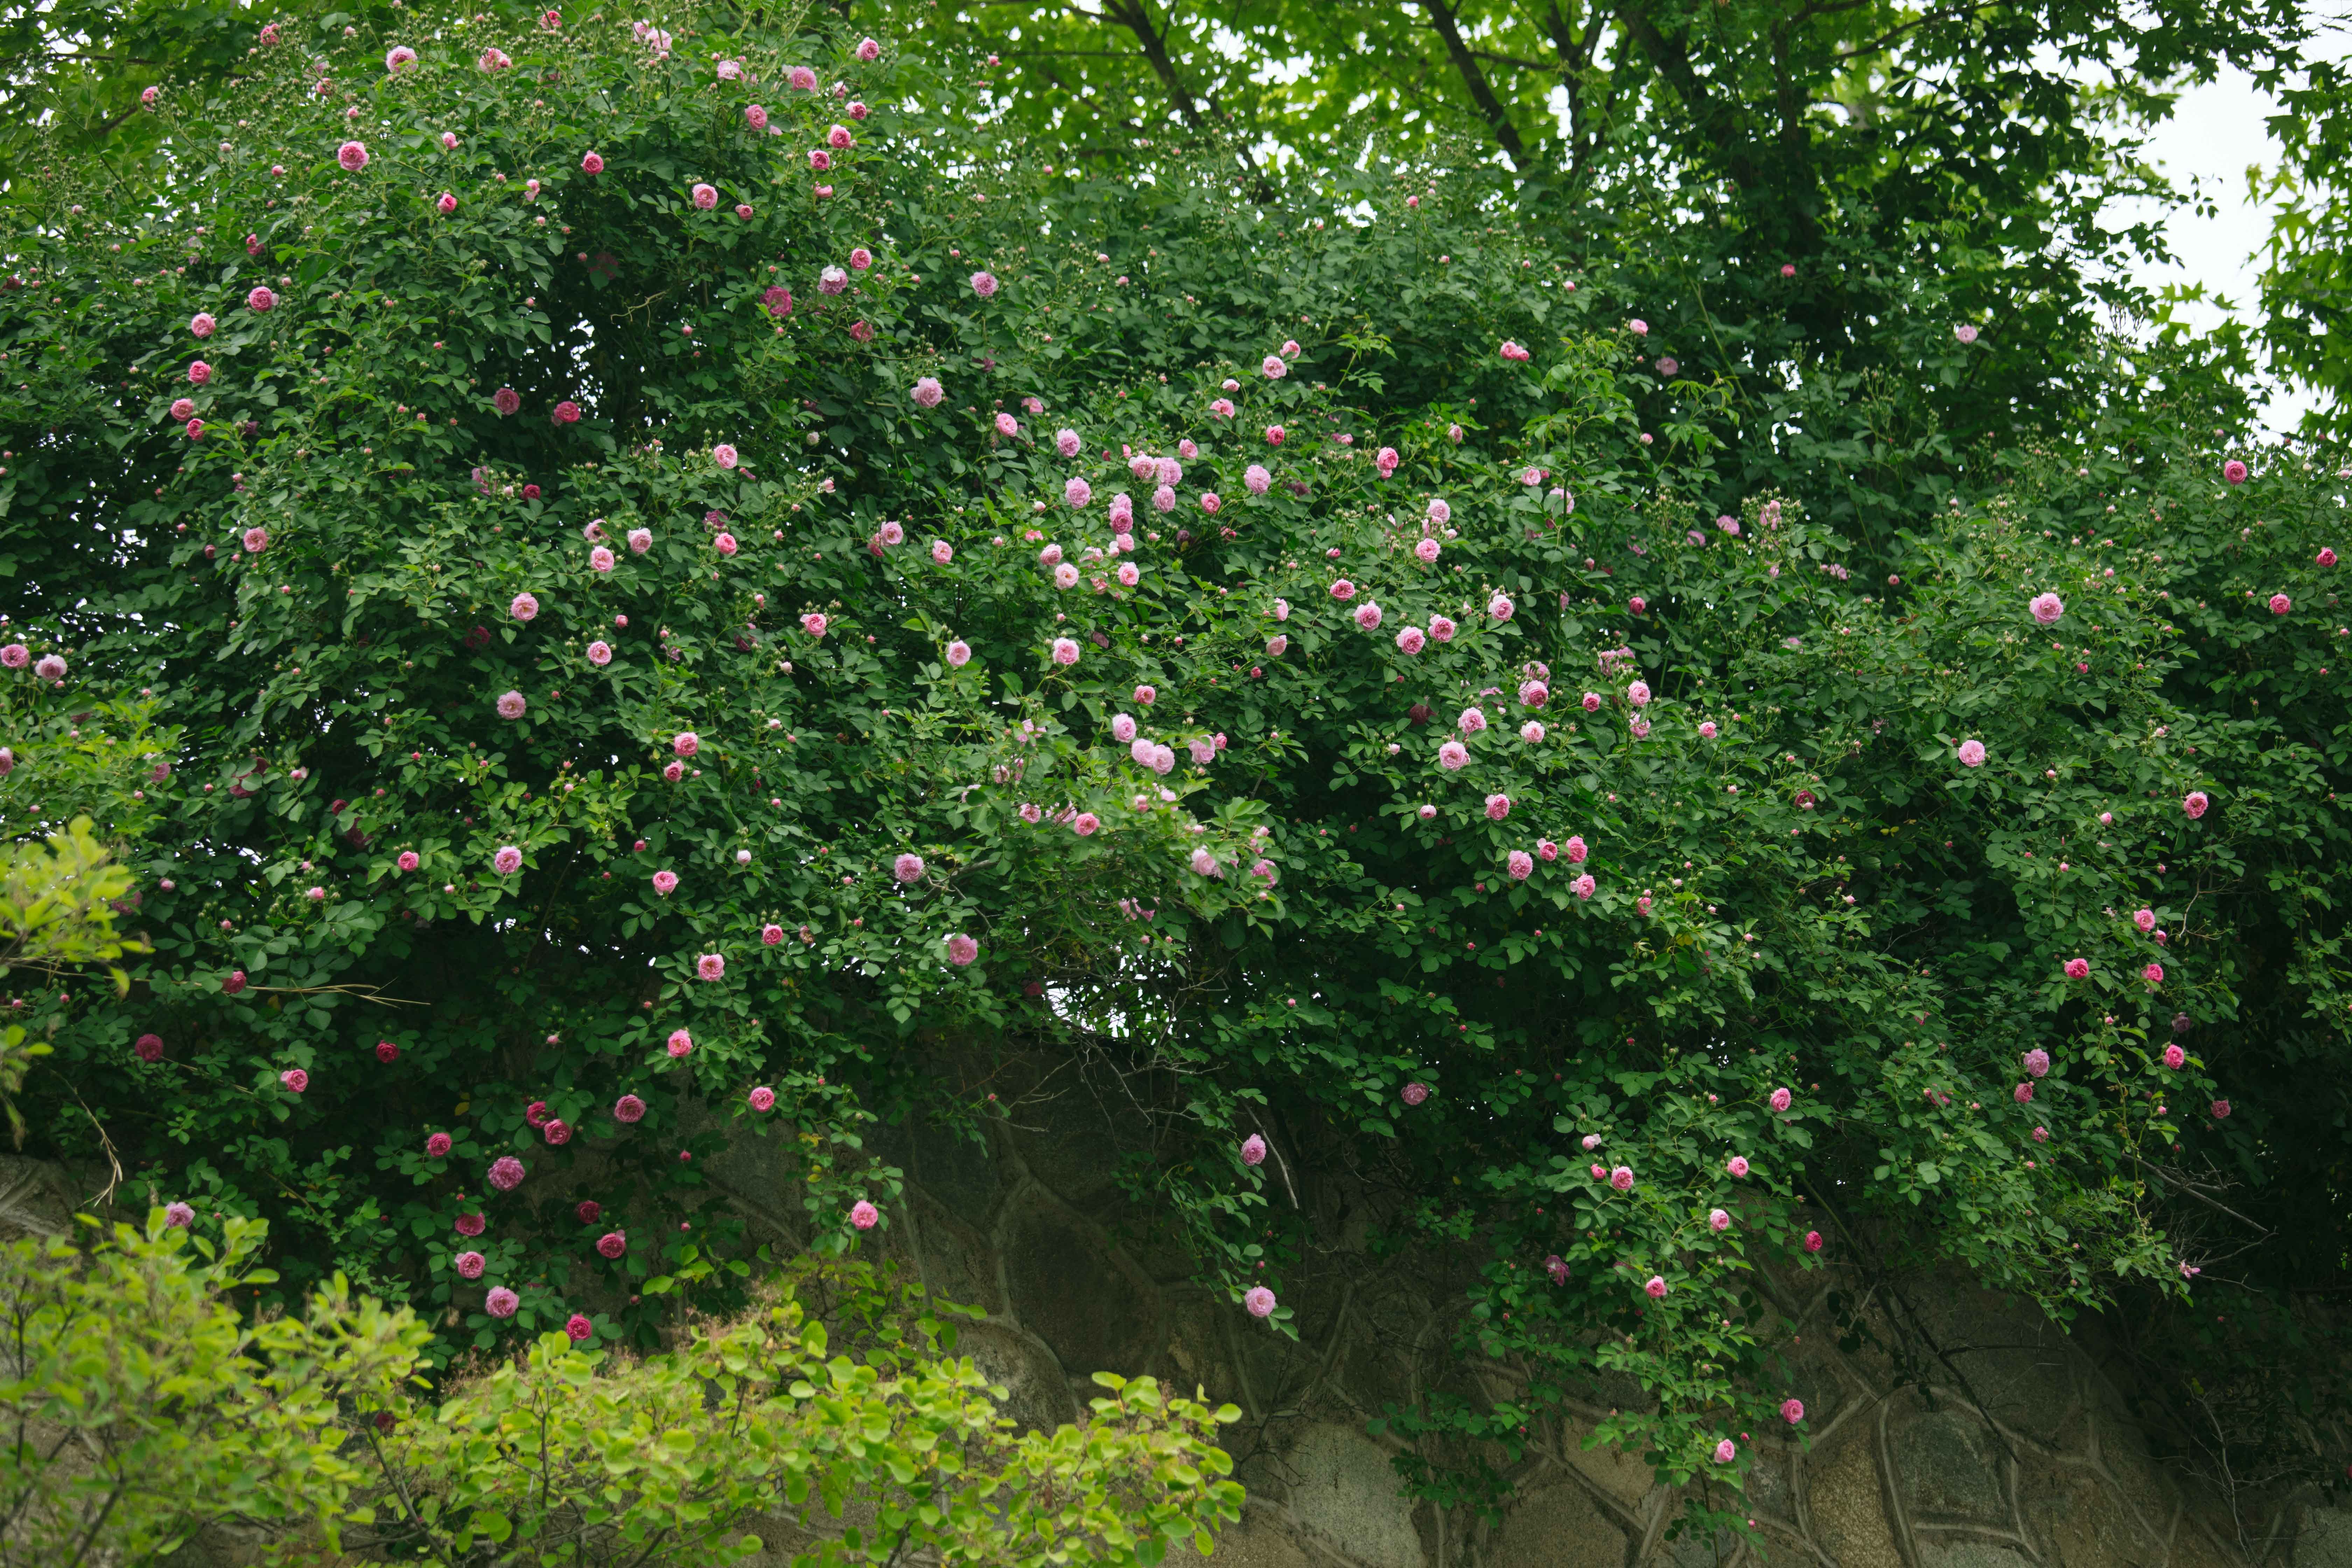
[695,1088,2347,1568]
[7,1078,2346,1568]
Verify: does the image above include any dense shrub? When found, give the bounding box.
[0,1211,1239,1566]
[2,0,2349,1535]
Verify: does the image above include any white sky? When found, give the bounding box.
[2124,8,2352,431]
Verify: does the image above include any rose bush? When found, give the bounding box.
[1,1,2347,1533]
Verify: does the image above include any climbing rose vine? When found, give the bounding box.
[0,1,2342,1527]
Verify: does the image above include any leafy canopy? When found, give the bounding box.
[1,0,2349,1537]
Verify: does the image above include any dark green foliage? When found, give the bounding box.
[0,0,2348,1544]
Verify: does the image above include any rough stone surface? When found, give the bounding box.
[1490,1482,1628,1568]
[7,1099,2323,1568]
[1276,1423,1427,1568]
[1810,1422,1908,1568]
[826,1108,2317,1567]
[1919,1544,2040,1568]
[2300,1507,2352,1567]
[1893,1407,2009,1524]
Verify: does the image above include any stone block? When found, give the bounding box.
[1279,1423,1427,1568]
[1942,1343,2075,1438]
[901,1193,1001,1316]
[953,1319,1079,1433]
[1561,1423,1658,1511]
[1807,1424,1905,1568]
[1658,1520,1746,1567]
[1743,1451,1793,1522]
[2299,1506,2352,1568]
[1917,1541,2035,1568]
[2169,1518,2243,1568]
[1002,1204,1157,1380]
[904,1113,1001,1233]
[1778,1357,1848,1434]
[1160,1297,1252,1413]
[1890,1406,2009,1526]
[1171,1507,1316,1568]
[0,1156,76,1237]
[1489,1479,1628,1568]
[1006,1083,1131,1205]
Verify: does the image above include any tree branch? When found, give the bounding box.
[1613,4,1765,195]
[1829,0,2009,62]
[1535,1,1609,180]
[1098,0,1204,129]
[1418,0,1528,168]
